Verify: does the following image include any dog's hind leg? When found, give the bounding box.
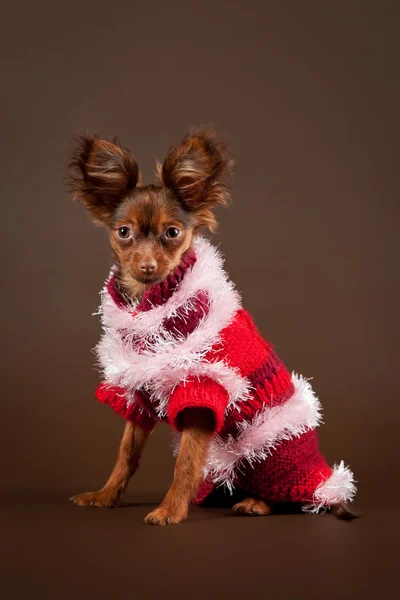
[232,497,273,516]
[70,422,149,508]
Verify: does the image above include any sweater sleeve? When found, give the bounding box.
[95,383,156,432]
[167,377,229,434]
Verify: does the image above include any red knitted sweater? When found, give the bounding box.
[94,237,356,511]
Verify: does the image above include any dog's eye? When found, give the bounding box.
[165,227,181,239]
[117,226,132,239]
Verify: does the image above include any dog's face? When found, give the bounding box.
[69,127,232,288]
[109,186,194,285]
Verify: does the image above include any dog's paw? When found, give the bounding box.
[70,489,121,508]
[144,505,187,526]
[232,497,272,516]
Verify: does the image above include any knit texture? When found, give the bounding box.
[93,237,356,511]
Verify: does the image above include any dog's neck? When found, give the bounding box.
[114,269,151,302]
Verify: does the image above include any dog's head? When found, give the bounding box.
[69,126,232,288]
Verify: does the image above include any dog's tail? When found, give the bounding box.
[330,502,361,520]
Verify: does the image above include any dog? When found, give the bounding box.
[68,126,358,524]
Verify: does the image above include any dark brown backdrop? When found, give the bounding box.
[1,1,399,597]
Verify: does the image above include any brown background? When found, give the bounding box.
[1,1,399,598]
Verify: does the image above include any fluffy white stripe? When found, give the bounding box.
[172,373,323,491]
[302,462,357,513]
[95,237,250,416]
[204,373,322,490]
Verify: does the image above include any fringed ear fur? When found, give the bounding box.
[69,133,140,225]
[159,125,233,231]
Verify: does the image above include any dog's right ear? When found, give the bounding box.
[69,133,140,225]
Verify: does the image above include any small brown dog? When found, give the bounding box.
[69,126,357,524]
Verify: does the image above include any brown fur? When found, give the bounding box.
[159,125,233,232]
[69,134,140,225]
[110,187,195,294]
[233,497,273,516]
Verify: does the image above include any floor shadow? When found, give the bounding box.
[116,501,159,509]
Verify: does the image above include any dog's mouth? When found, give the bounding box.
[133,274,163,286]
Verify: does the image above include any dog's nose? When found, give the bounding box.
[139,259,157,274]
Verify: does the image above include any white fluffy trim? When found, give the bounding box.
[95,237,251,416]
[99,236,240,336]
[302,462,357,513]
[173,373,323,492]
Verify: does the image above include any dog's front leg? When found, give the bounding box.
[71,422,149,508]
[144,408,214,525]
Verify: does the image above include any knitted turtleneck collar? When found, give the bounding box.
[107,247,197,312]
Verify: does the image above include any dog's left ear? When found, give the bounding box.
[159,126,233,229]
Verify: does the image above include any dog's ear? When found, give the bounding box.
[69,133,140,225]
[159,125,233,231]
